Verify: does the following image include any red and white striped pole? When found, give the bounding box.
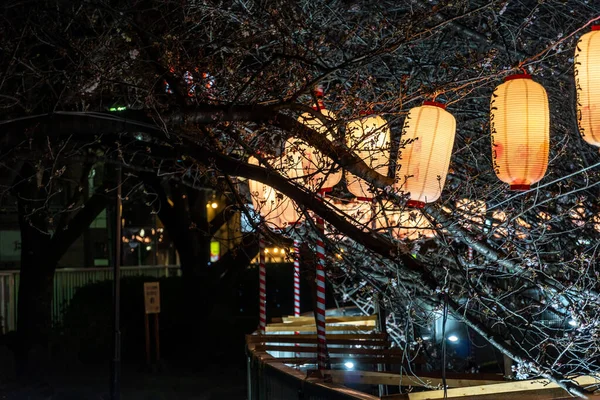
[294,239,301,358]
[259,234,267,334]
[294,240,301,319]
[315,194,330,371]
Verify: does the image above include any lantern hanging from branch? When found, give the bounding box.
[574,26,600,147]
[247,156,301,230]
[375,202,434,240]
[490,74,549,191]
[395,101,456,208]
[334,201,374,232]
[345,114,391,200]
[296,92,342,192]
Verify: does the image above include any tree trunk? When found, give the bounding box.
[15,197,56,382]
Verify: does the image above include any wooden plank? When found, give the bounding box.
[384,388,590,400]
[265,356,407,365]
[258,345,405,355]
[281,315,378,324]
[416,372,504,382]
[265,323,375,333]
[325,370,504,388]
[249,337,386,346]
[389,375,600,399]
[247,333,386,343]
[455,387,586,400]
[248,332,386,339]
[270,319,377,328]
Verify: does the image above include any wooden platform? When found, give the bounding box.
[246,313,600,399]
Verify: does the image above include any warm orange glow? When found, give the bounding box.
[334,201,374,230]
[395,102,456,207]
[345,115,390,199]
[296,108,342,191]
[538,211,551,221]
[491,210,508,238]
[593,213,600,232]
[490,74,549,191]
[456,199,487,227]
[569,204,587,227]
[575,26,600,147]
[375,203,434,240]
[247,156,301,229]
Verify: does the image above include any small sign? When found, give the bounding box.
[144,282,160,314]
[210,241,220,262]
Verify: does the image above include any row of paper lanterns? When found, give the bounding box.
[247,27,600,237]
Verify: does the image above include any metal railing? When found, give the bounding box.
[246,334,378,400]
[0,265,181,334]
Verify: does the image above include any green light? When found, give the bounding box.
[109,106,127,112]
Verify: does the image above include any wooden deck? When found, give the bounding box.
[246,313,600,399]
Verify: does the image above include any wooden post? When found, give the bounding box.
[144,314,151,365]
[154,313,160,362]
[110,165,122,400]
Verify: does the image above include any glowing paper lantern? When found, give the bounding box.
[247,156,301,229]
[296,102,342,192]
[345,115,390,199]
[490,74,549,191]
[375,203,434,240]
[395,102,456,208]
[334,201,374,232]
[574,26,600,146]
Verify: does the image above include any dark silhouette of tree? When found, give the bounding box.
[1,0,600,396]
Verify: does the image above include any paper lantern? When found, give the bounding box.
[395,102,456,208]
[335,201,374,231]
[297,105,342,192]
[490,74,549,191]
[574,26,600,146]
[247,156,301,229]
[375,203,434,240]
[345,115,390,199]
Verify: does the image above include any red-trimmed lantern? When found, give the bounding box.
[296,92,342,192]
[345,114,390,200]
[395,101,456,208]
[248,156,301,229]
[490,74,549,191]
[575,26,600,147]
